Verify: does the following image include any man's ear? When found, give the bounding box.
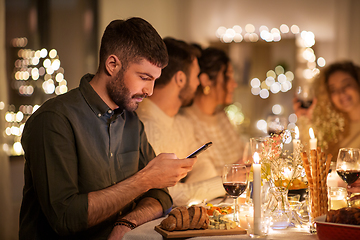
[174,70,186,88]
[198,72,211,87]
[105,55,122,76]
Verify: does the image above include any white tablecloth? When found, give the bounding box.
[122,217,318,240]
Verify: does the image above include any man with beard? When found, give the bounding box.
[19,18,197,240]
[136,38,226,207]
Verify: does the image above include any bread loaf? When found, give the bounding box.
[160,206,209,231]
[326,207,360,225]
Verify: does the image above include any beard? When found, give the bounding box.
[179,81,195,107]
[106,70,145,112]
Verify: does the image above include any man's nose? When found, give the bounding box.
[143,81,155,97]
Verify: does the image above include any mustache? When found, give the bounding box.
[132,93,148,99]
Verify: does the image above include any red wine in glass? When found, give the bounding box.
[222,164,248,223]
[336,148,360,206]
[223,182,247,197]
[337,170,360,185]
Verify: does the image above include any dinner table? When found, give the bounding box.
[122,217,318,240]
[122,196,318,240]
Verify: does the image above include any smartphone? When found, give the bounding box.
[186,142,213,158]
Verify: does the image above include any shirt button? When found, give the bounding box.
[97,113,101,117]
[108,109,112,114]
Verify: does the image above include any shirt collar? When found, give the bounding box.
[79,73,124,118]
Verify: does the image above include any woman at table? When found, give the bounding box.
[180,47,246,175]
[293,61,360,194]
[294,61,360,158]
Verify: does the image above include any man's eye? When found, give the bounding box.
[140,76,150,81]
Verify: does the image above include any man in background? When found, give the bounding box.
[137,37,225,206]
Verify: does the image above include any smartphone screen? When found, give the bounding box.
[186,142,212,158]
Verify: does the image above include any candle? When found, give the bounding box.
[309,127,317,150]
[252,152,261,235]
[293,126,301,153]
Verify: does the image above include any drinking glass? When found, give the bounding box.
[222,164,248,223]
[336,148,360,205]
[295,85,314,109]
[266,115,287,137]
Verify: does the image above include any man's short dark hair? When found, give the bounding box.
[99,17,168,71]
[155,37,200,87]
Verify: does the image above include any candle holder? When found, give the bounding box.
[246,214,271,238]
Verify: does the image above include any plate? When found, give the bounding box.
[154,225,246,239]
[315,215,360,240]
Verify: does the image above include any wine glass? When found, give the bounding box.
[336,148,360,205]
[266,115,287,137]
[295,85,314,109]
[222,164,248,223]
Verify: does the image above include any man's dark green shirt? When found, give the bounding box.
[19,74,172,240]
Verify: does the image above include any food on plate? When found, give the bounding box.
[206,203,233,215]
[160,206,209,231]
[326,207,360,225]
[208,209,237,230]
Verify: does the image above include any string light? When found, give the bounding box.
[216,24,324,135]
[4,38,70,156]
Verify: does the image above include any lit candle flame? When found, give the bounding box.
[309,127,315,139]
[295,126,300,139]
[253,152,260,164]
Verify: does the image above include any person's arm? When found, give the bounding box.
[348,178,360,195]
[87,152,193,227]
[107,197,163,240]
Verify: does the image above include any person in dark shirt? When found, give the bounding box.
[19,17,197,240]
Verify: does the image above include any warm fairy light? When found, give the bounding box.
[13,142,23,155]
[275,65,285,75]
[289,113,297,123]
[233,25,242,33]
[49,49,57,58]
[272,104,283,115]
[267,70,276,78]
[317,57,326,67]
[234,33,243,43]
[290,25,300,34]
[265,77,275,87]
[216,26,227,38]
[280,24,289,33]
[16,111,24,122]
[245,24,255,33]
[253,152,260,164]
[259,89,269,99]
[270,82,281,94]
[52,59,61,71]
[256,119,267,132]
[43,58,51,68]
[295,126,300,139]
[309,127,315,139]
[251,87,261,95]
[40,48,48,58]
